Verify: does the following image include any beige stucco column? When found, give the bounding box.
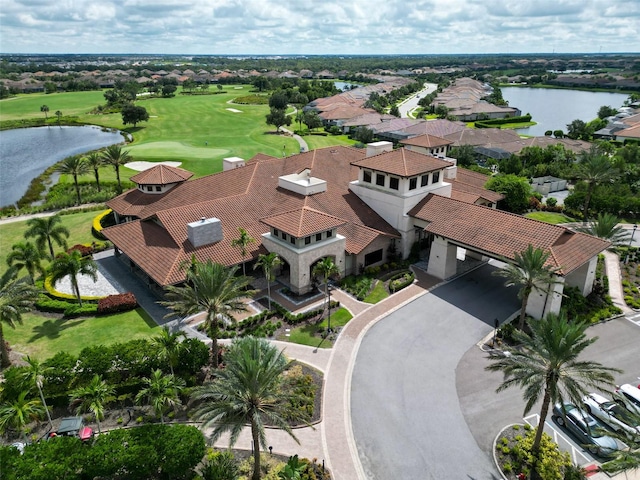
[427,235,458,279]
[525,276,565,319]
[565,256,598,296]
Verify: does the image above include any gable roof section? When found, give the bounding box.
[261,207,346,238]
[408,194,609,275]
[351,148,453,177]
[400,134,453,148]
[130,164,193,185]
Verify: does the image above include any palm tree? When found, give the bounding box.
[20,356,53,428]
[69,374,114,434]
[190,337,300,480]
[7,241,45,283]
[135,369,185,424]
[55,155,90,205]
[151,327,186,376]
[100,144,132,194]
[231,227,255,275]
[161,260,254,368]
[493,245,560,330]
[40,104,49,120]
[575,147,619,221]
[48,250,98,306]
[486,313,619,480]
[85,152,104,192]
[0,268,39,369]
[312,257,339,332]
[0,391,45,440]
[575,212,629,246]
[25,215,70,259]
[55,110,62,127]
[254,252,282,310]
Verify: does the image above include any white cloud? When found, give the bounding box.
[0,0,636,54]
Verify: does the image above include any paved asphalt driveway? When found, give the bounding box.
[350,263,521,480]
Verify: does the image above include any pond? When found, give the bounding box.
[0,125,124,207]
[501,87,630,137]
[334,81,363,91]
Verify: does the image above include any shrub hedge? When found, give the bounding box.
[475,114,532,128]
[97,293,138,314]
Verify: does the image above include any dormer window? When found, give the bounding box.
[421,174,429,186]
[290,236,296,245]
[409,177,417,190]
[433,171,440,183]
[305,236,311,245]
[326,230,333,238]
[389,177,399,190]
[363,170,372,183]
[376,173,385,186]
[146,186,153,192]
[273,228,280,237]
[155,186,162,192]
[316,233,322,241]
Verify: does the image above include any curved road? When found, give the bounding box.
[351,263,520,479]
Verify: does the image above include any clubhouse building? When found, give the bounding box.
[104,142,609,319]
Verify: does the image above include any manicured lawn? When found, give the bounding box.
[0,210,99,277]
[363,281,389,304]
[0,91,107,121]
[287,307,353,348]
[524,211,575,224]
[4,308,159,360]
[303,133,357,150]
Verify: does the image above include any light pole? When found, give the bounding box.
[630,224,637,247]
[493,318,499,347]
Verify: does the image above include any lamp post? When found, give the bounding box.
[493,318,499,347]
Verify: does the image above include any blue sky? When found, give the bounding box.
[1,0,638,55]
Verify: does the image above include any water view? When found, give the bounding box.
[501,87,629,137]
[0,125,123,207]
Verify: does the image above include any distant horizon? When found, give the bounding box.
[2,52,638,58]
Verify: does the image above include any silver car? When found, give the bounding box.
[583,392,640,440]
[552,402,619,457]
[613,384,640,416]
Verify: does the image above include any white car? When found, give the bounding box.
[613,384,640,416]
[583,393,640,440]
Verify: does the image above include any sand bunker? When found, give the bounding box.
[125,161,182,171]
[226,108,242,113]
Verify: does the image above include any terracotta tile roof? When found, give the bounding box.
[400,134,453,148]
[444,128,521,147]
[454,168,491,188]
[448,178,503,204]
[399,119,467,138]
[104,146,400,286]
[319,106,374,121]
[408,194,609,275]
[351,148,453,177]
[130,164,193,185]
[261,207,346,238]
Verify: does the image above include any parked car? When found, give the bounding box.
[613,384,640,416]
[552,402,619,457]
[48,417,93,441]
[583,393,640,440]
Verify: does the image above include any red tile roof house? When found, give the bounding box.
[104,143,608,320]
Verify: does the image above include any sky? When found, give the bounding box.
[1,0,638,55]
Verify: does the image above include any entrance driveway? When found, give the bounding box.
[350,263,520,479]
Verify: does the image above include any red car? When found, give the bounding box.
[49,417,93,441]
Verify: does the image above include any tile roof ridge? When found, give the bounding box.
[546,246,565,274]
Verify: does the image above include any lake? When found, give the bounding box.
[0,126,123,207]
[501,87,630,137]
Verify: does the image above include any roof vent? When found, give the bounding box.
[278,169,327,196]
[223,157,246,171]
[187,217,223,247]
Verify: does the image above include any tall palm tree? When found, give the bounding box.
[151,327,186,376]
[20,355,53,428]
[7,241,45,283]
[575,147,619,221]
[190,337,300,480]
[40,104,49,120]
[312,257,340,332]
[55,110,62,127]
[575,212,629,246]
[0,268,39,369]
[254,252,282,310]
[69,374,114,434]
[85,152,104,192]
[55,155,90,205]
[493,245,560,330]
[100,144,132,194]
[231,227,255,275]
[161,261,254,368]
[25,215,70,259]
[0,391,45,440]
[486,313,619,480]
[135,369,185,424]
[48,250,98,306]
